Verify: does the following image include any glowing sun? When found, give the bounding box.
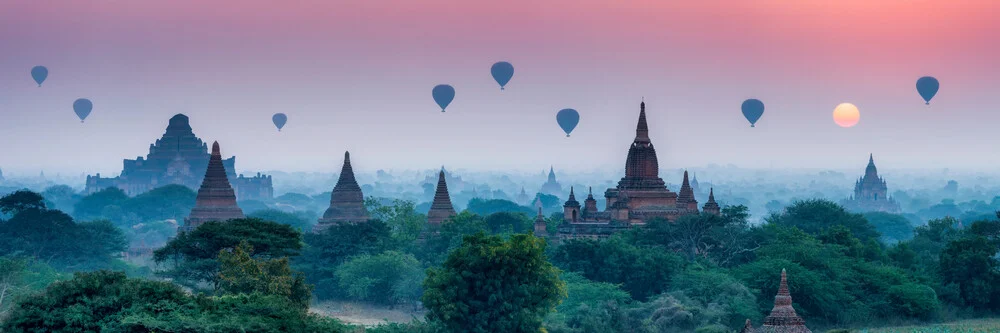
[833,103,860,128]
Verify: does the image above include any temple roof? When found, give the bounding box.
[184,141,244,230]
[677,171,696,203]
[427,168,457,225]
[703,188,720,211]
[318,151,369,227]
[564,187,581,208]
[621,100,665,189]
[760,269,811,333]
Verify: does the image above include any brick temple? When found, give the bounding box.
[426,168,457,226]
[85,114,272,201]
[841,154,901,213]
[539,166,563,195]
[314,151,369,231]
[182,142,245,231]
[741,269,813,333]
[555,101,720,240]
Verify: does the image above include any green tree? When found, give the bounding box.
[249,209,316,232]
[40,185,80,214]
[0,205,126,270]
[334,250,424,305]
[121,184,196,225]
[551,236,684,300]
[766,199,880,241]
[72,187,128,222]
[296,220,396,299]
[0,190,46,216]
[423,233,565,333]
[367,199,428,247]
[218,241,311,308]
[939,231,999,310]
[466,198,533,216]
[2,270,350,333]
[154,218,302,290]
[864,212,915,244]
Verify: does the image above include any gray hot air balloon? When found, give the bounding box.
[73,98,93,123]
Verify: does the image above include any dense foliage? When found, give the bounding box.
[423,232,566,333]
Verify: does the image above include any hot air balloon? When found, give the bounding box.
[490,61,514,90]
[556,109,580,137]
[73,98,93,123]
[31,66,48,87]
[432,84,455,112]
[916,76,939,105]
[272,113,288,131]
[741,99,764,127]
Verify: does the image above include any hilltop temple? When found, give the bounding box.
[182,142,245,231]
[740,269,813,333]
[539,167,563,195]
[426,169,457,226]
[84,114,273,201]
[841,154,901,213]
[555,101,719,240]
[314,152,369,231]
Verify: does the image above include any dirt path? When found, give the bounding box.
[310,301,425,327]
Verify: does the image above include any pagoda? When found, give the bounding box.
[182,142,245,231]
[84,114,272,201]
[841,154,900,213]
[315,152,369,231]
[702,188,721,215]
[426,168,457,226]
[744,269,813,333]
[539,166,563,195]
[556,101,716,241]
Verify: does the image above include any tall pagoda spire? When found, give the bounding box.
[183,141,244,231]
[702,188,720,215]
[533,206,547,236]
[316,151,369,230]
[677,171,696,205]
[635,100,650,143]
[427,168,456,226]
[760,269,812,333]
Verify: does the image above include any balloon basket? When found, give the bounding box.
[750,124,755,128]
[566,134,570,137]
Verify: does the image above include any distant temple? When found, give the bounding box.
[84,114,273,201]
[741,269,813,333]
[556,101,719,241]
[315,152,369,231]
[426,169,457,226]
[841,154,900,213]
[516,186,531,205]
[182,142,245,231]
[690,173,700,193]
[539,166,563,195]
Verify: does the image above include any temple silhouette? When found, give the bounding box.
[182,142,245,231]
[554,101,719,240]
[84,114,273,201]
[841,154,901,213]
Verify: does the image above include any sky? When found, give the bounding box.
[0,1,998,176]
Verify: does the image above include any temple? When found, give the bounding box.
[315,151,369,231]
[741,269,813,333]
[426,169,457,226]
[516,187,531,205]
[84,114,273,201]
[841,154,900,213]
[182,142,245,231]
[539,166,563,195]
[556,101,719,240]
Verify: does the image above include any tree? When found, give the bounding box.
[418,211,488,266]
[334,251,424,305]
[40,185,80,214]
[0,207,126,270]
[2,270,351,333]
[249,209,316,232]
[121,184,196,225]
[551,236,683,301]
[484,211,532,234]
[153,218,302,290]
[466,198,532,216]
[423,233,565,333]
[296,220,396,299]
[0,190,46,216]
[367,199,428,246]
[72,187,128,223]
[939,231,1000,310]
[629,206,756,266]
[864,212,915,244]
[766,199,880,241]
[218,241,311,308]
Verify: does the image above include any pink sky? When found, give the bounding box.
[0,1,997,175]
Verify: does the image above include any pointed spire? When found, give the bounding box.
[317,151,369,229]
[184,141,244,231]
[635,100,650,143]
[568,186,576,201]
[761,268,810,332]
[740,319,755,333]
[427,167,456,226]
[778,269,789,297]
[708,188,717,203]
[678,170,695,204]
[563,186,580,208]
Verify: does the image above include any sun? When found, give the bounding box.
[833,103,860,128]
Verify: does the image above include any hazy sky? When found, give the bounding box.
[1,1,998,176]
